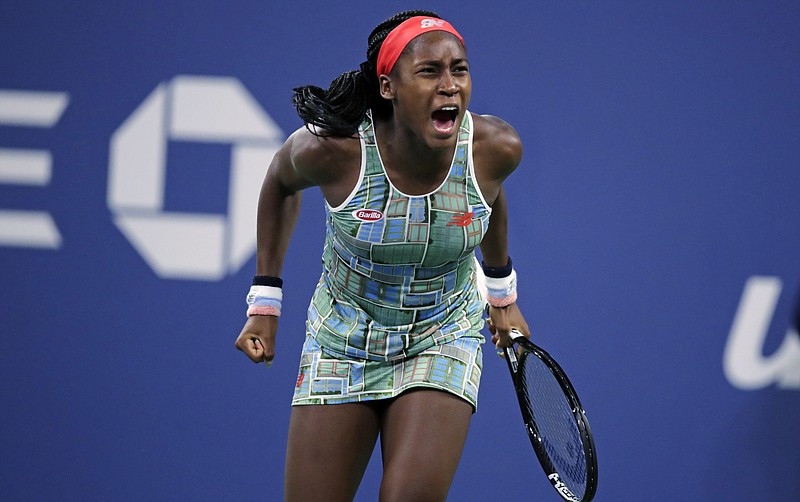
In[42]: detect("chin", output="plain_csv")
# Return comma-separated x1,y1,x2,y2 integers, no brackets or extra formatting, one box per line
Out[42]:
425,133,458,150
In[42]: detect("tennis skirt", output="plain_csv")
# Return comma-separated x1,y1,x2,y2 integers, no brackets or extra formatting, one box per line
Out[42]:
291,334,484,411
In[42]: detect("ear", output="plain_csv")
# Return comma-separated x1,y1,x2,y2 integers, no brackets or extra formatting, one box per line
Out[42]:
378,75,395,100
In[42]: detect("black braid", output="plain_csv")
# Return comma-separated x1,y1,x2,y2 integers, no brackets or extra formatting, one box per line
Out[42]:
292,10,441,137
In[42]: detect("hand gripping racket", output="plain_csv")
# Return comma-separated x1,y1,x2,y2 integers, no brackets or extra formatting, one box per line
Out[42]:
503,329,598,501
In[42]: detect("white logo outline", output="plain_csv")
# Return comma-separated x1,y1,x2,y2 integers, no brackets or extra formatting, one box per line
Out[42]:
723,276,800,390
107,75,283,281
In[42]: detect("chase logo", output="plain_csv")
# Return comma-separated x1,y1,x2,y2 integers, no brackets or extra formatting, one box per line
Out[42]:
108,75,283,281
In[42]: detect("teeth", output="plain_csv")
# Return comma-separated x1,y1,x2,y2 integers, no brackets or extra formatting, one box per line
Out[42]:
441,106,457,111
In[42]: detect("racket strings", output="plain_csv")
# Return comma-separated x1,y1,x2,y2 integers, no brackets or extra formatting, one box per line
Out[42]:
520,352,588,498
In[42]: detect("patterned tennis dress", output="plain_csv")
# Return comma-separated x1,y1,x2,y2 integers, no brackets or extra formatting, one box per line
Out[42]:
292,111,492,410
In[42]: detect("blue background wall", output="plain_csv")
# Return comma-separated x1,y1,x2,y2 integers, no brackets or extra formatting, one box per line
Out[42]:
2,1,799,500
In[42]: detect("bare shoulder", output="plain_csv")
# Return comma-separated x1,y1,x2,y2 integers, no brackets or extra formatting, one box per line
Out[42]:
285,126,361,187
272,126,361,205
471,113,523,180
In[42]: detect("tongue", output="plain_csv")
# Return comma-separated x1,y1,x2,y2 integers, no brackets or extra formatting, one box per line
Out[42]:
432,110,455,132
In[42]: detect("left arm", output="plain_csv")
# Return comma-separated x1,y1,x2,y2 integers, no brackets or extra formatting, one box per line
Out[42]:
473,114,530,347
480,187,530,348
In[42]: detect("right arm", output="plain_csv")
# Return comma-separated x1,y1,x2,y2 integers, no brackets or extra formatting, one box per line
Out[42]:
234,131,310,365
235,127,360,364
254,134,312,278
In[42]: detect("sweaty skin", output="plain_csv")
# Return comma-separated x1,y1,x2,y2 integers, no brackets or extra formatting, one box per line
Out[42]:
234,20,531,502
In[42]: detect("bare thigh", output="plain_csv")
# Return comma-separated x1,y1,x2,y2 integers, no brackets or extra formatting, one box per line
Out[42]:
284,402,381,502
378,389,473,502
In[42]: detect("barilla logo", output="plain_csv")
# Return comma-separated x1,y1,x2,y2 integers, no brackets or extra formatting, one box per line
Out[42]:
421,18,445,29
352,209,383,222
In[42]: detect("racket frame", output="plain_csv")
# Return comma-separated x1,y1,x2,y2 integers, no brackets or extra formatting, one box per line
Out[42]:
503,330,598,502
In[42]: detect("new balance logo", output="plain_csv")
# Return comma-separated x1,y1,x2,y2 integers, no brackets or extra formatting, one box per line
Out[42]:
448,212,473,227
420,19,445,29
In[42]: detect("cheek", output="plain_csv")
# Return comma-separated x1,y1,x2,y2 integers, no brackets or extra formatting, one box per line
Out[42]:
460,85,472,107
395,84,433,109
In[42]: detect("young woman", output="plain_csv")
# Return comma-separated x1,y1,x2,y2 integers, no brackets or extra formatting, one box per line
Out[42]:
235,10,530,501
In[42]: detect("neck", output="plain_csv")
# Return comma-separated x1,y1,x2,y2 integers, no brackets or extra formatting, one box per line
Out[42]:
374,115,456,182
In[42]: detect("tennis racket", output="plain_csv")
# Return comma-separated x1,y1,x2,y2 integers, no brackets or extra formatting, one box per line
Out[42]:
502,329,598,502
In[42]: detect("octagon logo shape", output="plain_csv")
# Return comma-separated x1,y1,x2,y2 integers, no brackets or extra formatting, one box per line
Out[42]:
108,75,283,280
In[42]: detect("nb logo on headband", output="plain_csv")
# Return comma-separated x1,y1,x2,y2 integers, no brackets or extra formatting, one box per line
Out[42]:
420,18,445,29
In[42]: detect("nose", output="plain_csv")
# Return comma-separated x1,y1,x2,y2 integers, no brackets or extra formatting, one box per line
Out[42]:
438,71,459,96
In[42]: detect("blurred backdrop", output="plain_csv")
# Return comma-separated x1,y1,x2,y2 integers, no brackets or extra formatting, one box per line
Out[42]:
1,1,798,500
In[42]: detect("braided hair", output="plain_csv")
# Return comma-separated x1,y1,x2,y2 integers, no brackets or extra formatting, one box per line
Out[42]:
292,10,441,137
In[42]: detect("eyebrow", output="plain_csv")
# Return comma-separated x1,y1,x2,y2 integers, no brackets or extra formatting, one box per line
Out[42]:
415,58,469,67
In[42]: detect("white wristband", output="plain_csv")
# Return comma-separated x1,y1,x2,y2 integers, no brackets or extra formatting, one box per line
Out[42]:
484,269,518,307
246,285,282,317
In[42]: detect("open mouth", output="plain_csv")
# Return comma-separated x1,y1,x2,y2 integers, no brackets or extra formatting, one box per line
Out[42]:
431,106,458,133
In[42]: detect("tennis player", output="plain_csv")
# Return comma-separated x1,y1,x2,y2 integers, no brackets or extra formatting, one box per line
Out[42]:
235,10,530,501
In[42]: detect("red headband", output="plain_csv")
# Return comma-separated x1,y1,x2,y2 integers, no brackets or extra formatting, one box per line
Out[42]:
375,16,465,77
